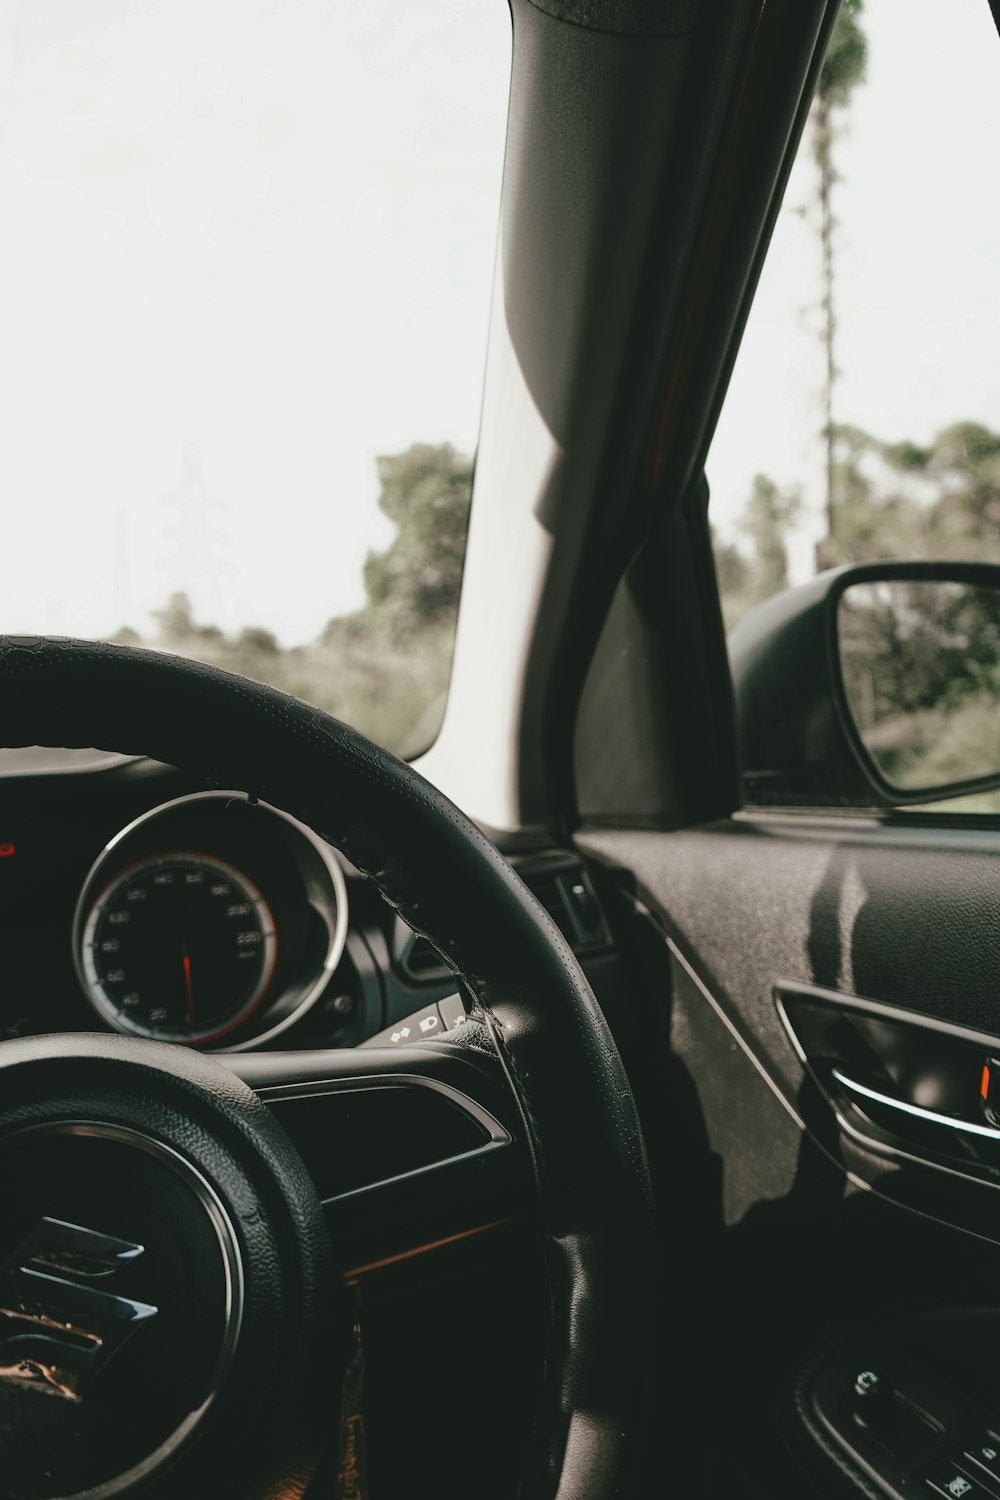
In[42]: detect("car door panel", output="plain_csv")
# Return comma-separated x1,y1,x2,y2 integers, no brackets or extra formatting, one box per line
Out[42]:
578,814,1000,1497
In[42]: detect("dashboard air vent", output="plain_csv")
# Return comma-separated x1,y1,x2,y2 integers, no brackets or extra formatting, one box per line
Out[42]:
518,862,610,954
399,935,453,983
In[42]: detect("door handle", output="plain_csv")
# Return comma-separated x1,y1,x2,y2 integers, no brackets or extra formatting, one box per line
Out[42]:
832,1068,1000,1143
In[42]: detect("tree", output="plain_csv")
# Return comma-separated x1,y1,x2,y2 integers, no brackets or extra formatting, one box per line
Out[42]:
711,527,750,602
816,420,1000,570
816,424,919,568
812,1,867,555
152,590,196,644
741,474,801,597
712,475,801,630
132,443,475,760
109,624,142,646
306,441,475,753
235,625,280,655
151,591,224,646
360,443,473,639
900,422,1000,555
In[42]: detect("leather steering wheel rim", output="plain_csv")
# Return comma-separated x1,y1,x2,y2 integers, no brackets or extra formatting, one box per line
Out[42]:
0,635,657,1499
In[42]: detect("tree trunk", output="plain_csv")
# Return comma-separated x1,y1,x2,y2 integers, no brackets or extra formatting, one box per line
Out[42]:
816,93,836,566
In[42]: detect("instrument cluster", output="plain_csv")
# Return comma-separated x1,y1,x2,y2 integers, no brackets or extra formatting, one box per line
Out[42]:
71,791,349,1051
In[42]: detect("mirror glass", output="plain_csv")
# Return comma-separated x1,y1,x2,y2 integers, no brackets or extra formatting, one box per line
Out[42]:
838,579,1000,793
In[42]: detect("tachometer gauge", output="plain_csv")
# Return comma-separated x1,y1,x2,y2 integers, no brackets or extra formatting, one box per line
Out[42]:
79,853,277,1045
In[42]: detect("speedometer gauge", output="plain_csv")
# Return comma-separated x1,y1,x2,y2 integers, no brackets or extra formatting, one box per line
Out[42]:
79,853,277,1045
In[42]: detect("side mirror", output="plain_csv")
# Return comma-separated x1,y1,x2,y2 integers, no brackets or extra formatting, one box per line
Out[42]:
728,561,1000,809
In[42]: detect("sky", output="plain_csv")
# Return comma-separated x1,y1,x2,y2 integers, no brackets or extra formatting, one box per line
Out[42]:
1,0,998,641
708,0,1000,583
0,0,511,644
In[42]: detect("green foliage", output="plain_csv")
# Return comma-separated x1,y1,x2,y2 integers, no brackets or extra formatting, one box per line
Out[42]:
109,443,474,759
813,2,867,549
818,2,867,114
817,421,1000,569
840,580,1000,724
152,592,224,645
714,8,1000,808
152,591,195,643
717,415,1000,804
360,443,473,640
862,689,1000,793
742,474,801,597
235,626,279,656
713,474,801,629
711,530,750,602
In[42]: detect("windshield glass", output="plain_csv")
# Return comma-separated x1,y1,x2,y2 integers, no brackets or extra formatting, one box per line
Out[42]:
0,1,511,757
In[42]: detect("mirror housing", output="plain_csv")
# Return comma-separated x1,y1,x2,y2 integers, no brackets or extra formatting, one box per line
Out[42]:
729,561,1000,810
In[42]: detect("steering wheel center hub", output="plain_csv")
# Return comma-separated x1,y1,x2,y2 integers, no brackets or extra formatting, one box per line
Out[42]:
0,1034,342,1500
0,1122,242,1499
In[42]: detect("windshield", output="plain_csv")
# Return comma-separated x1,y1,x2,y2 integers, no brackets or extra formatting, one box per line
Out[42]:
0,1,511,758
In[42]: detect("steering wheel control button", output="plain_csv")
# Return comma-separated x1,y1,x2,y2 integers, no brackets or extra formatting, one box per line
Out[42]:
925,1462,991,1497
438,993,469,1031
363,1001,461,1047
963,1435,1000,1485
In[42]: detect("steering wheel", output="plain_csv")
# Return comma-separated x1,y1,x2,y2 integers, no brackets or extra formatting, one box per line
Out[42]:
0,637,655,1500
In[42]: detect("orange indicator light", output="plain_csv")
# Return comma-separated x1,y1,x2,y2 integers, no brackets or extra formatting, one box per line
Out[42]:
982,1063,991,1101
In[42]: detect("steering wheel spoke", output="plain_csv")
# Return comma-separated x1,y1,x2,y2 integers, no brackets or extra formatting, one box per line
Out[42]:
225,1032,530,1284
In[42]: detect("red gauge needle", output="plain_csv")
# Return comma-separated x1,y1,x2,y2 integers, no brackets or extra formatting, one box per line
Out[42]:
183,954,194,1025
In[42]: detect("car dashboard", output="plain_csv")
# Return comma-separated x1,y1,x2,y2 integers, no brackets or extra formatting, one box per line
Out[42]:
0,745,636,1500
0,748,612,1057
0,749,459,1054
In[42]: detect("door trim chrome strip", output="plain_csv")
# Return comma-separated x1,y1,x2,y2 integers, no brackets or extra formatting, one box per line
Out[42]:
831,1068,1000,1143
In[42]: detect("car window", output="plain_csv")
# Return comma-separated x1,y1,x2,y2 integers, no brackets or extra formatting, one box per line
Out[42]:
707,0,1000,811
0,1,511,759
